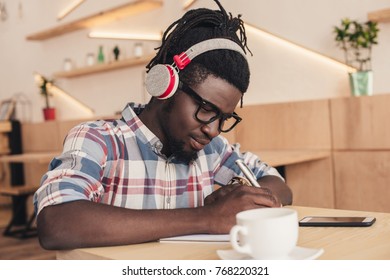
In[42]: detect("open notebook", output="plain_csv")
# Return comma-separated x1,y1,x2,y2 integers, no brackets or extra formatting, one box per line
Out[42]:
159,234,230,243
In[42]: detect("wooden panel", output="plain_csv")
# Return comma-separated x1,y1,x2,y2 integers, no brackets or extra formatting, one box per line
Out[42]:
333,151,390,212
253,149,330,167
0,152,59,164
223,130,236,144
24,163,50,188
286,157,334,208
0,134,10,154
0,121,12,133
368,8,390,23
57,119,92,148
0,121,11,155
235,99,331,151
0,185,38,196
331,94,390,150
22,122,62,152
0,164,11,206
26,0,163,40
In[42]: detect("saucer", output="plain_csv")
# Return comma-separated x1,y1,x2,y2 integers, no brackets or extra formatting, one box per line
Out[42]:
217,246,324,260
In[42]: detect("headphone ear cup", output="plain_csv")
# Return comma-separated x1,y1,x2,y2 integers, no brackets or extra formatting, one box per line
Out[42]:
145,64,179,99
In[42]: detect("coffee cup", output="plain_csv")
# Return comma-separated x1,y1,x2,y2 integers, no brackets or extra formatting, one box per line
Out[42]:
230,207,298,259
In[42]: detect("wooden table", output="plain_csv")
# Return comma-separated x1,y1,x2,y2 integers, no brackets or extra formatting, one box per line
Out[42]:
57,206,390,260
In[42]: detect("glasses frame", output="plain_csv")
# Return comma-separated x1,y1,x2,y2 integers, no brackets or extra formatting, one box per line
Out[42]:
178,81,242,133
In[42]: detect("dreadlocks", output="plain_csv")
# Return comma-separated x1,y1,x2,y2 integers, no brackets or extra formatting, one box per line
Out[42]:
146,0,251,94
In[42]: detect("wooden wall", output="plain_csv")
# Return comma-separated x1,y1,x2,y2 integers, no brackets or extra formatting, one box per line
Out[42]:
234,99,335,208
235,100,332,150
21,119,90,153
4,95,389,212
330,94,390,212
20,119,92,188
0,122,12,206
230,94,390,212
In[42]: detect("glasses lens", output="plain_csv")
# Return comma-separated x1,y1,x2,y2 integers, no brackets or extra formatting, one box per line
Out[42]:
195,104,219,123
220,115,239,132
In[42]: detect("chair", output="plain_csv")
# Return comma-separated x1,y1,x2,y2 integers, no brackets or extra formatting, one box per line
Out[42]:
0,185,37,238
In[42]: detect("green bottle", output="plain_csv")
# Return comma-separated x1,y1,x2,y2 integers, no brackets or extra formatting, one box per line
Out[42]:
97,45,105,63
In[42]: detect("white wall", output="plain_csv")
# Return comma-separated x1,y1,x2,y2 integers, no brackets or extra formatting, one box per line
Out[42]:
0,0,389,122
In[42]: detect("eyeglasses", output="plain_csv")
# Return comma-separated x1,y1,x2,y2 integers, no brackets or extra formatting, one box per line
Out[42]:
178,81,242,133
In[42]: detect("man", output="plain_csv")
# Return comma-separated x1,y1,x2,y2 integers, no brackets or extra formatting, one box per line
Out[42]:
34,0,292,250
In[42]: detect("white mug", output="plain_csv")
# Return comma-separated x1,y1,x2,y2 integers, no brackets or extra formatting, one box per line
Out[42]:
230,208,298,259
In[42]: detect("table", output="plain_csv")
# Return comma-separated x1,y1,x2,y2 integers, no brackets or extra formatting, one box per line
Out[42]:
56,206,390,260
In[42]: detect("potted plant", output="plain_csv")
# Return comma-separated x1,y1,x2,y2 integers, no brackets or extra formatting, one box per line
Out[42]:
34,74,56,120
333,18,379,96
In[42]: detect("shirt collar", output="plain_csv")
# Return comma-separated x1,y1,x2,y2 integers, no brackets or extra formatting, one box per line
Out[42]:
122,103,164,155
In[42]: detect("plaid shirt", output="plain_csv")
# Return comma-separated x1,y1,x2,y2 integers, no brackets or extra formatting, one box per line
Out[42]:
34,103,282,214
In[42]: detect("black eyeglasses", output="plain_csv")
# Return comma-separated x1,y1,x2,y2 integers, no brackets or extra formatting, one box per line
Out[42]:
178,81,242,133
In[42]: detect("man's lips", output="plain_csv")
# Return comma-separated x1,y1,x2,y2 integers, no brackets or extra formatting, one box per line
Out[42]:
190,137,210,151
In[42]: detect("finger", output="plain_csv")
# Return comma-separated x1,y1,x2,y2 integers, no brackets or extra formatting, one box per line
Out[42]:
208,184,241,200
235,186,281,207
204,184,237,204
233,185,272,196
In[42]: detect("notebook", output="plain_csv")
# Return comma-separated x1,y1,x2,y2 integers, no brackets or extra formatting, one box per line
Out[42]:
159,234,230,243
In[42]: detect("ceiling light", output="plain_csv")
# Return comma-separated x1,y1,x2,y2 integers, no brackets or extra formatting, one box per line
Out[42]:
34,72,94,116
183,0,197,10
88,31,161,41
244,23,357,73
57,0,86,21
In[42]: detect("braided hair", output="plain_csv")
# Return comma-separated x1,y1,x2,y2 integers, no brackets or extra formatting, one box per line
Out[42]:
146,0,251,95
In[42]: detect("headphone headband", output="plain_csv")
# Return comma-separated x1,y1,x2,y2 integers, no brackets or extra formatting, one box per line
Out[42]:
173,38,246,70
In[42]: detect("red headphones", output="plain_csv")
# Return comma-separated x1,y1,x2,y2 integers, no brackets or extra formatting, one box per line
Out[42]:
145,38,246,99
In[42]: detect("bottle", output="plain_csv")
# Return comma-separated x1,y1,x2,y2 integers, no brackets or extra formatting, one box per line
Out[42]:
63,58,73,71
86,53,95,66
113,45,120,61
97,46,105,64
134,43,143,58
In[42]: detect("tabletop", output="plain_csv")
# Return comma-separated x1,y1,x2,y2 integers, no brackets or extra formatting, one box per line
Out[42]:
56,206,390,260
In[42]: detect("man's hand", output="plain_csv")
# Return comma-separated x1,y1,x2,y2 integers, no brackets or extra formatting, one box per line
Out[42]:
203,183,281,234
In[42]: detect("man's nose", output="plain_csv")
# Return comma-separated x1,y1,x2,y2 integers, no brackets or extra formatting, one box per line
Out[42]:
201,119,220,139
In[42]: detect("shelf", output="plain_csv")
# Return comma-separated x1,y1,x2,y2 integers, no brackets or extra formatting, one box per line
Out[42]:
54,55,154,78
26,0,163,41
368,8,390,23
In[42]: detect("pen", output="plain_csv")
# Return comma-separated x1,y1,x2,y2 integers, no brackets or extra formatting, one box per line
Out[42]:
235,159,261,188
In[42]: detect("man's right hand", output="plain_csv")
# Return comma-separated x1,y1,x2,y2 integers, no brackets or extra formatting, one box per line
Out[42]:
203,184,281,234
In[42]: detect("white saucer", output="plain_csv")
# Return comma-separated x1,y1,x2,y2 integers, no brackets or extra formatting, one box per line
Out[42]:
217,246,324,260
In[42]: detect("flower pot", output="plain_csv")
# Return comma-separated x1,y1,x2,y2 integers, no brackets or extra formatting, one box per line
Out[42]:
43,107,56,121
349,71,373,97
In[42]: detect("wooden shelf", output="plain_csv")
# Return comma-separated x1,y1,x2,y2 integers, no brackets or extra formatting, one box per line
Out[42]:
26,0,163,41
54,55,153,78
252,150,330,167
368,8,390,23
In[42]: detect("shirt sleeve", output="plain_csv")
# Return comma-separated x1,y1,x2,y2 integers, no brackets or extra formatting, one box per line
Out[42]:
33,122,109,215
212,135,284,186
